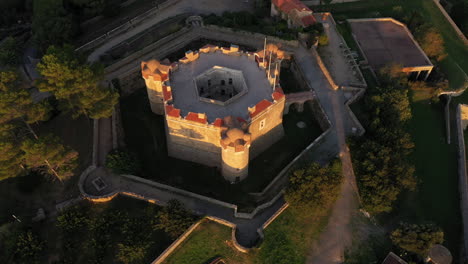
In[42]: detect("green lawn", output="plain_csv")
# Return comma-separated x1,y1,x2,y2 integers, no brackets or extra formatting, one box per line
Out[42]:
163,220,254,264
349,78,462,262
120,88,322,208
163,206,333,264
315,0,468,90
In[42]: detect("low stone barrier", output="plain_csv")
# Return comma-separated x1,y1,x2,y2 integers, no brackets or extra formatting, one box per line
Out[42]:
432,0,468,45
151,220,204,264
456,104,468,262
342,86,366,136
311,47,339,90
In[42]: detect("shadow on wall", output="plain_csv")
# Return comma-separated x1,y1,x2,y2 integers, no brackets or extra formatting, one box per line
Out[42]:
169,127,206,140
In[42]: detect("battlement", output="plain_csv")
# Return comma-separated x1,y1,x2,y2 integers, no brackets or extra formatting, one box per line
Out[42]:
142,44,287,182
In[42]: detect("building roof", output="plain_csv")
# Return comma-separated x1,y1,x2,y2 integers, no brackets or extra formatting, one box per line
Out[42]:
349,18,433,71
382,252,408,264
272,0,309,13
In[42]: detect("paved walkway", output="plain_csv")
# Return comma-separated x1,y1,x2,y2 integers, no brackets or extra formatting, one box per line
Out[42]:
83,167,284,247
88,0,253,62
293,46,360,264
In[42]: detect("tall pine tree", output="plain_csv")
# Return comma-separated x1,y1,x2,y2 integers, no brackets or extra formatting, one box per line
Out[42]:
0,70,78,181
36,45,119,119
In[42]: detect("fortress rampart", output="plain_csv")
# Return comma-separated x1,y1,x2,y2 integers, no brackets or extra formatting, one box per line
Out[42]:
142,44,286,182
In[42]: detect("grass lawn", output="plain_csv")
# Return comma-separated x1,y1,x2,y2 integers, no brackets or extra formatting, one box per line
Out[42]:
163,220,254,264
163,206,333,264
120,88,322,208
349,76,462,262
315,0,468,90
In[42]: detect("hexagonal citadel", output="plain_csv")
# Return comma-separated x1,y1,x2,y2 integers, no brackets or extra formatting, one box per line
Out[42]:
141,44,288,182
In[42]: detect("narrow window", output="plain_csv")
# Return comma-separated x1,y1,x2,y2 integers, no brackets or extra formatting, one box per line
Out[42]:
208,79,211,86
259,119,266,130
229,78,233,84
221,80,225,85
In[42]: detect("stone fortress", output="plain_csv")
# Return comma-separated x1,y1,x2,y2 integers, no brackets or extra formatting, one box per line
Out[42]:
142,44,289,182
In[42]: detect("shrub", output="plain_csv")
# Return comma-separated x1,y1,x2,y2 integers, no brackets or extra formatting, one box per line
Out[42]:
153,199,195,239
285,160,342,211
105,148,141,175
318,34,329,46
0,37,18,66
14,230,44,264
390,222,443,258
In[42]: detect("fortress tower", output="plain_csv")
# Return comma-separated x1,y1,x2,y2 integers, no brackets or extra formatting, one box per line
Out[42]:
141,44,287,182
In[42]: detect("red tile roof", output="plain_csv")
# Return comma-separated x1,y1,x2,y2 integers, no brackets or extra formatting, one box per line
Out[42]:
301,15,316,27
162,86,172,101
272,89,285,101
272,0,310,13
165,105,180,118
213,118,224,127
250,100,273,118
185,112,208,124
237,117,247,123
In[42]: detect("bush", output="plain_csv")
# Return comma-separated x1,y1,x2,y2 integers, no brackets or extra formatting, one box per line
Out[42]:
391,222,443,258
318,34,329,46
0,37,19,66
285,160,342,211
14,230,44,264
105,148,141,175
153,199,195,239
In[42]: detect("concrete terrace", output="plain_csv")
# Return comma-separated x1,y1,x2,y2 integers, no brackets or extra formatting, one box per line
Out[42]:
170,52,273,122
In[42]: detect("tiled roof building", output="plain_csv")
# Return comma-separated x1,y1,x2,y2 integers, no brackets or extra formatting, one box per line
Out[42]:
271,0,316,28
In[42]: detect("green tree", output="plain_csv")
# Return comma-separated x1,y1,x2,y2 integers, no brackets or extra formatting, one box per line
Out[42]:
0,70,78,181
36,45,119,119
391,222,444,257
153,200,195,239
351,70,416,215
22,134,78,181
417,27,446,62
32,0,74,51
0,37,19,66
116,243,148,264
285,160,342,210
14,230,44,264
105,149,141,175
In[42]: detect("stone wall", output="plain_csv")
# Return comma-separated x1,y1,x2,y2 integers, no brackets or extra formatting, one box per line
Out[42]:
432,0,468,45
457,104,468,262
76,0,182,53
166,117,222,166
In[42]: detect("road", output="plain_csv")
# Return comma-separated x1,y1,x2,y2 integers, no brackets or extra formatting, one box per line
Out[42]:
88,0,253,62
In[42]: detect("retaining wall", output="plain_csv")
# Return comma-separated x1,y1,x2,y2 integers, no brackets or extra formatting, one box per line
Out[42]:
432,0,468,45
76,0,182,53
457,104,468,262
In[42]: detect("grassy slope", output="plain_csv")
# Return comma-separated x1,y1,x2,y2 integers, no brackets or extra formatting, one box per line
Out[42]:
163,207,331,264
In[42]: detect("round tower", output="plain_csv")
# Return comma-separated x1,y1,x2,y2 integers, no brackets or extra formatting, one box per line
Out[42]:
220,127,251,183
141,60,171,115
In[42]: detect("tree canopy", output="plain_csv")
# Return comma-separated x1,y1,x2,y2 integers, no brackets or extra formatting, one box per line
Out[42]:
0,70,78,181
153,199,195,239
350,66,416,215
36,45,119,119
32,0,75,51
391,222,444,258
105,148,141,175
285,160,342,211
